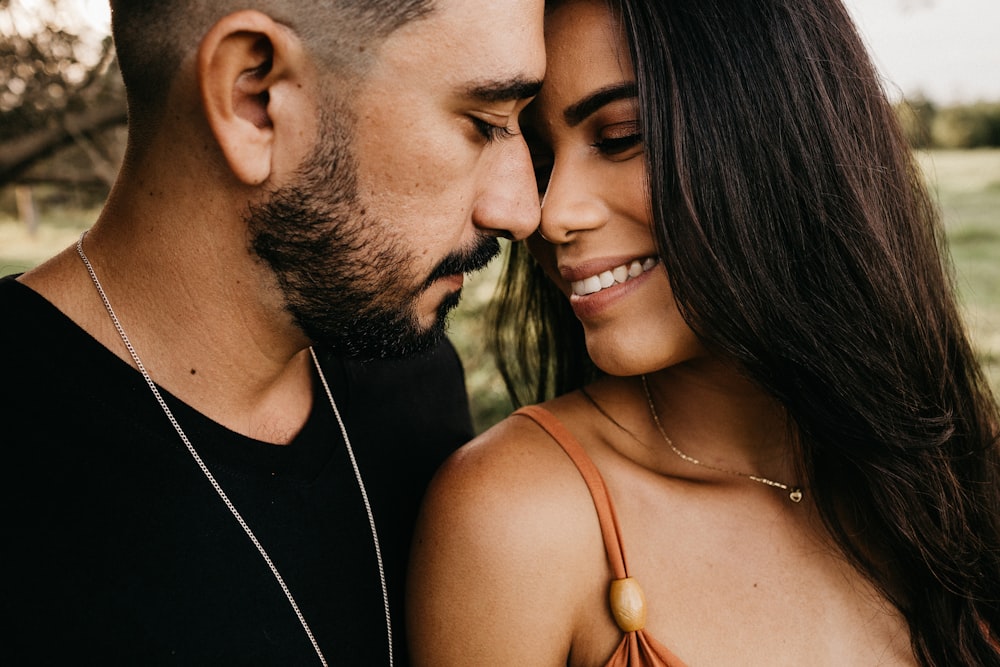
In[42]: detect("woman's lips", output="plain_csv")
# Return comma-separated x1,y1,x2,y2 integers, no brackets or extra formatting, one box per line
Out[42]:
560,255,660,321
569,257,658,296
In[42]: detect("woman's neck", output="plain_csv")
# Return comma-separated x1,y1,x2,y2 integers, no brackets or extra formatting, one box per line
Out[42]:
586,362,798,488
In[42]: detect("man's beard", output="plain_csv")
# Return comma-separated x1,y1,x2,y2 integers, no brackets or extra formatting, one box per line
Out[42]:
246,109,499,360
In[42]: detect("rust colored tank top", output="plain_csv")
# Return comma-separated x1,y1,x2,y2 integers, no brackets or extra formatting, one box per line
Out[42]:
514,405,688,667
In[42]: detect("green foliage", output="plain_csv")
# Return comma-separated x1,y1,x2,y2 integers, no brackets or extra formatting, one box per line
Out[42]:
1,1,126,186
445,251,514,434
932,103,1000,149
896,97,936,149
897,98,1000,149
0,1,120,139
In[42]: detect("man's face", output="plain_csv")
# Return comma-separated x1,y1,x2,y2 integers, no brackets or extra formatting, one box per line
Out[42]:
250,0,545,359
249,102,478,360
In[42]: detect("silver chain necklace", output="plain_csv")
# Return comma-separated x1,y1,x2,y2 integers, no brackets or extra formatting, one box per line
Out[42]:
641,375,803,503
77,231,393,666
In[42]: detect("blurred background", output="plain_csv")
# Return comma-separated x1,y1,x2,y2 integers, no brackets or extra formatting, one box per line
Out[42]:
2,0,998,432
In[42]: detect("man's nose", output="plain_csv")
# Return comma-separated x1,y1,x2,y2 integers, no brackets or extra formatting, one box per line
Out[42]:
471,137,541,241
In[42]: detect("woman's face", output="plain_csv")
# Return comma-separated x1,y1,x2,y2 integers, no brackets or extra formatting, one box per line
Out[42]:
524,0,705,376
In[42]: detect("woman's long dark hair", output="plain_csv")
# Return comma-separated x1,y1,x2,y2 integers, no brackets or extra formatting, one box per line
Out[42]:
490,0,1000,663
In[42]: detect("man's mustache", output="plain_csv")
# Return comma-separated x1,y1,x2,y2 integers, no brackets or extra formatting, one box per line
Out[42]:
425,236,501,286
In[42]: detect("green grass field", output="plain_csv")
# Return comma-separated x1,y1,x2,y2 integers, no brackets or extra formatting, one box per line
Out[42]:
2,148,998,432
915,149,1000,407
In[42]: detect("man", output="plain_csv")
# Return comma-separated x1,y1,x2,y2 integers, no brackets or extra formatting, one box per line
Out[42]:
1,0,544,663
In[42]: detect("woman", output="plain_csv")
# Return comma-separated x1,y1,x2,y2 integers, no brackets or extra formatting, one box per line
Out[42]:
407,0,1000,664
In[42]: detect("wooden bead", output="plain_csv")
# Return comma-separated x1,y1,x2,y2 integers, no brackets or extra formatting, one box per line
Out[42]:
609,577,646,632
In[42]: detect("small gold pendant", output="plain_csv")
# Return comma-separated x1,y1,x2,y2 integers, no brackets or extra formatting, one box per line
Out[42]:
789,488,803,503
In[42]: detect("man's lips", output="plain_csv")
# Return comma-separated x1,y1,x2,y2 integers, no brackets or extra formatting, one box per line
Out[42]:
424,236,501,287
435,274,465,289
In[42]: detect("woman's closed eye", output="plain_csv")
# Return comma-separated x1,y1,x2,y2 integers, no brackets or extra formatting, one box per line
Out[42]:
593,120,642,157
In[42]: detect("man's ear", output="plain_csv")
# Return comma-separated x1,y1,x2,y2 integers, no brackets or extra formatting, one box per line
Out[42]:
197,10,310,186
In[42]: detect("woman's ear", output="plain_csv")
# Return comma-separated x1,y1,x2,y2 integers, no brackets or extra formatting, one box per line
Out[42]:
197,10,311,186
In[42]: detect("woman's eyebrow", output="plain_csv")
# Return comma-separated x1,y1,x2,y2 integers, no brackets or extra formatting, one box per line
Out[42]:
564,82,638,127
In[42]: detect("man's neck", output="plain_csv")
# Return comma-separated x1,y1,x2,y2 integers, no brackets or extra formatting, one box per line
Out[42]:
20,215,317,445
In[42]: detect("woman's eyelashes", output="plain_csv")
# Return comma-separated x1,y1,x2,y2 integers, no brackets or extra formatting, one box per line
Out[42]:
593,120,642,156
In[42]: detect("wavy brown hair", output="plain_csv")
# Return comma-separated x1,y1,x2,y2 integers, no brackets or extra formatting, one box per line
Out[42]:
490,0,1000,663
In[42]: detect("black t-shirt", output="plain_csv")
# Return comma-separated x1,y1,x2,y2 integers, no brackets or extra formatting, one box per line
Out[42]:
0,275,473,665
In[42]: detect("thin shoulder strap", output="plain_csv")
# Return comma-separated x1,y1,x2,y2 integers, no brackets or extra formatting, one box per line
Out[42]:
513,405,631,579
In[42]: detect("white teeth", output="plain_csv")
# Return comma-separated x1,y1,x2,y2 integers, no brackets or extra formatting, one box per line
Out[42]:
571,257,658,296
578,275,602,296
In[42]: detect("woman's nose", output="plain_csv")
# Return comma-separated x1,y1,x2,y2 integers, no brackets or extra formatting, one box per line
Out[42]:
537,160,609,244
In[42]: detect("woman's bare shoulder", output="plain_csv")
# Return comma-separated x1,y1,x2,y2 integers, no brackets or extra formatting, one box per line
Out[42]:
422,400,597,538
408,400,607,666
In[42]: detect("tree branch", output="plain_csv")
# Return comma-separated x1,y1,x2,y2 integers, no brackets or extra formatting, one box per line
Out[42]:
0,100,126,185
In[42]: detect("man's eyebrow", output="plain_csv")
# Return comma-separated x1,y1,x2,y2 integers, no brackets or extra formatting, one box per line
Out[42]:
464,77,544,103
564,82,638,127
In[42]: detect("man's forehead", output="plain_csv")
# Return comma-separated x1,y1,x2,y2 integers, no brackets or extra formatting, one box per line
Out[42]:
348,0,545,112
382,0,545,73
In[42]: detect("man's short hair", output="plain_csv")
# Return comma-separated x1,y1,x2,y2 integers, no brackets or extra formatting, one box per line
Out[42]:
110,0,434,126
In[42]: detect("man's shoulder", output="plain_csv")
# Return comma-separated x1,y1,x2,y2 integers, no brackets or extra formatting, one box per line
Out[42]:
0,273,55,349
0,272,56,320
0,272,115,397
0,272,27,303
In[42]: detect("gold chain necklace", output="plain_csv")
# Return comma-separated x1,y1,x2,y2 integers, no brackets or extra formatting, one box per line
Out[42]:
77,231,394,665
640,375,803,503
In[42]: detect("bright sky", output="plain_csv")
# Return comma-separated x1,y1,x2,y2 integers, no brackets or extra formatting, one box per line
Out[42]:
32,0,1000,105
843,0,1000,104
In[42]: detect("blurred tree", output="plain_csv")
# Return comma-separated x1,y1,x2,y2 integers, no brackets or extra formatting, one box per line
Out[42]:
932,103,1000,149
0,0,125,187
896,96,936,149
